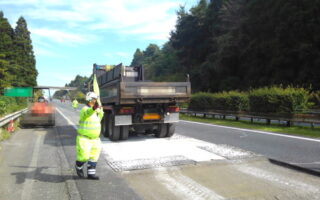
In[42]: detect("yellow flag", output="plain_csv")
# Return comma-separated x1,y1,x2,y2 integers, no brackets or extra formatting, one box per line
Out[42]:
93,74,101,106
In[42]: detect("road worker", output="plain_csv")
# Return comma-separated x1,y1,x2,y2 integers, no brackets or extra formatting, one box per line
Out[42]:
75,92,104,180
72,99,78,110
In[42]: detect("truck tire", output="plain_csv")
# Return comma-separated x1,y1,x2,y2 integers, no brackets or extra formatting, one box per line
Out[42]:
166,123,176,137
120,126,129,140
155,123,167,138
101,115,108,137
108,114,120,141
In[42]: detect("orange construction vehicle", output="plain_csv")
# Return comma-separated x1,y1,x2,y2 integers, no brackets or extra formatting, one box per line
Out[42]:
20,86,76,127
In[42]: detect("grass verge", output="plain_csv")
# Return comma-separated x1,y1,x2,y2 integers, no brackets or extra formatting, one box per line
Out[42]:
180,114,320,138
0,119,20,142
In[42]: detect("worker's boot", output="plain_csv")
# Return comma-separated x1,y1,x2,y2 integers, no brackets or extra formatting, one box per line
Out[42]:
75,161,85,178
87,161,99,180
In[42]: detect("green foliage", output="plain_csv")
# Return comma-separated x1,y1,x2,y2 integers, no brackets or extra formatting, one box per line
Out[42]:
130,48,144,67
189,87,309,113
212,91,249,111
53,75,88,102
13,17,37,86
249,87,309,113
0,11,37,89
188,92,215,110
309,91,320,108
0,96,27,117
189,91,248,111
128,0,320,92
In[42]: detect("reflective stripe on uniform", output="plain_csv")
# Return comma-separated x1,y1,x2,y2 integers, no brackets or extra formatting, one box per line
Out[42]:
88,169,96,174
79,121,100,125
78,126,100,130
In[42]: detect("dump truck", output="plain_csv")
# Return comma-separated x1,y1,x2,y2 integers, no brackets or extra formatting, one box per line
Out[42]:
89,63,191,141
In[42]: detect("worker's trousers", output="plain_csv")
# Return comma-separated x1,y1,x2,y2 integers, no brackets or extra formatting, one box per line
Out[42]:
76,135,101,162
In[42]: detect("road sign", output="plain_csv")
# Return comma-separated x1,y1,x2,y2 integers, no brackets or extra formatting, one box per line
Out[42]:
4,87,33,97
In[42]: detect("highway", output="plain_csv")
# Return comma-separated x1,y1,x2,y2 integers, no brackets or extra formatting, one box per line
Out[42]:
0,100,320,200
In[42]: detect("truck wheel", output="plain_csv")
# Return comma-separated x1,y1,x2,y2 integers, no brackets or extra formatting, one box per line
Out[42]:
120,126,129,140
101,115,108,137
108,114,120,141
166,123,176,137
155,124,167,138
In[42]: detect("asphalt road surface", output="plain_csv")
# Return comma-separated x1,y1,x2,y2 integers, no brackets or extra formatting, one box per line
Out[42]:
0,100,319,200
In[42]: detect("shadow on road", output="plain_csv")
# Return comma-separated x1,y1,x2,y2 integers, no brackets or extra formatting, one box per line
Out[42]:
269,159,320,177
10,165,79,184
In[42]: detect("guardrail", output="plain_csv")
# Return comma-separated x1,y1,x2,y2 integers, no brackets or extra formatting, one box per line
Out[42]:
0,108,28,128
180,109,320,128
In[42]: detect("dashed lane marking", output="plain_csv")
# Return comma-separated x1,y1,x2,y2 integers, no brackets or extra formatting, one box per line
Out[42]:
56,108,77,130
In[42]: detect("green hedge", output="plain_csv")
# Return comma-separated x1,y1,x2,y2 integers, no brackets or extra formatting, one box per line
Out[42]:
309,91,320,108
189,91,248,112
249,87,309,113
188,92,215,110
189,87,309,113
0,96,28,117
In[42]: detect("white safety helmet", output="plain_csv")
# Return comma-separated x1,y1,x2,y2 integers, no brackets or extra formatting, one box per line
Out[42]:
85,92,98,101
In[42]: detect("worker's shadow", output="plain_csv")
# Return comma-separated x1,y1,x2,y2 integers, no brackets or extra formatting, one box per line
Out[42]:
11,166,80,184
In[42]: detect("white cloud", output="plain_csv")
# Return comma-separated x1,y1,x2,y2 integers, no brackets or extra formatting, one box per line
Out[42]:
3,0,194,42
33,46,62,57
30,28,94,45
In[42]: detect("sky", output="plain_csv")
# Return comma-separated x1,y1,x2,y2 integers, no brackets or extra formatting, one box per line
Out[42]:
0,0,198,89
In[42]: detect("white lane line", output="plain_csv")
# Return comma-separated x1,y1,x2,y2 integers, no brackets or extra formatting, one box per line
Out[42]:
155,169,225,200
56,108,77,130
235,165,320,194
180,120,320,143
21,134,42,200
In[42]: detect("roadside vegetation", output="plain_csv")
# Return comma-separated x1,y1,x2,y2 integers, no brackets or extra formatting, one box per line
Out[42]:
0,96,27,118
180,114,320,138
53,75,88,103
0,119,19,142
0,11,37,119
129,0,320,93
188,86,312,113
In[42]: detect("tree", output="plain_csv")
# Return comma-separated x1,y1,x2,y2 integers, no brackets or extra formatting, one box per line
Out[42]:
14,16,37,87
130,48,144,67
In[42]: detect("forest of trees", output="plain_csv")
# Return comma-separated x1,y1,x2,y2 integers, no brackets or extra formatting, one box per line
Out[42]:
53,75,88,101
0,11,37,89
130,0,320,92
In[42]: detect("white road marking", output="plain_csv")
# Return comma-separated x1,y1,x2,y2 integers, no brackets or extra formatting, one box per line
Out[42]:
56,108,77,130
197,144,255,159
21,134,42,200
155,169,225,200
102,136,227,171
180,120,320,143
235,165,320,194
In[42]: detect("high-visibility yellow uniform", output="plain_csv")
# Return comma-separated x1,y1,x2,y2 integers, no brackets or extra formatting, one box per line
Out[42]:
76,106,103,162
72,99,78,109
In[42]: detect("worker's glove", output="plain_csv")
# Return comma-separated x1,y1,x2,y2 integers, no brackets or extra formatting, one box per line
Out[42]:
93,102,100,110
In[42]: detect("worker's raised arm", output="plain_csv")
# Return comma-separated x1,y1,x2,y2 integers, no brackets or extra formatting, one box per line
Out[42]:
79,106,95,120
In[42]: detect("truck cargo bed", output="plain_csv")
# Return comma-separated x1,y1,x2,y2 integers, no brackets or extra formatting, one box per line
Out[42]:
100,80,191,105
